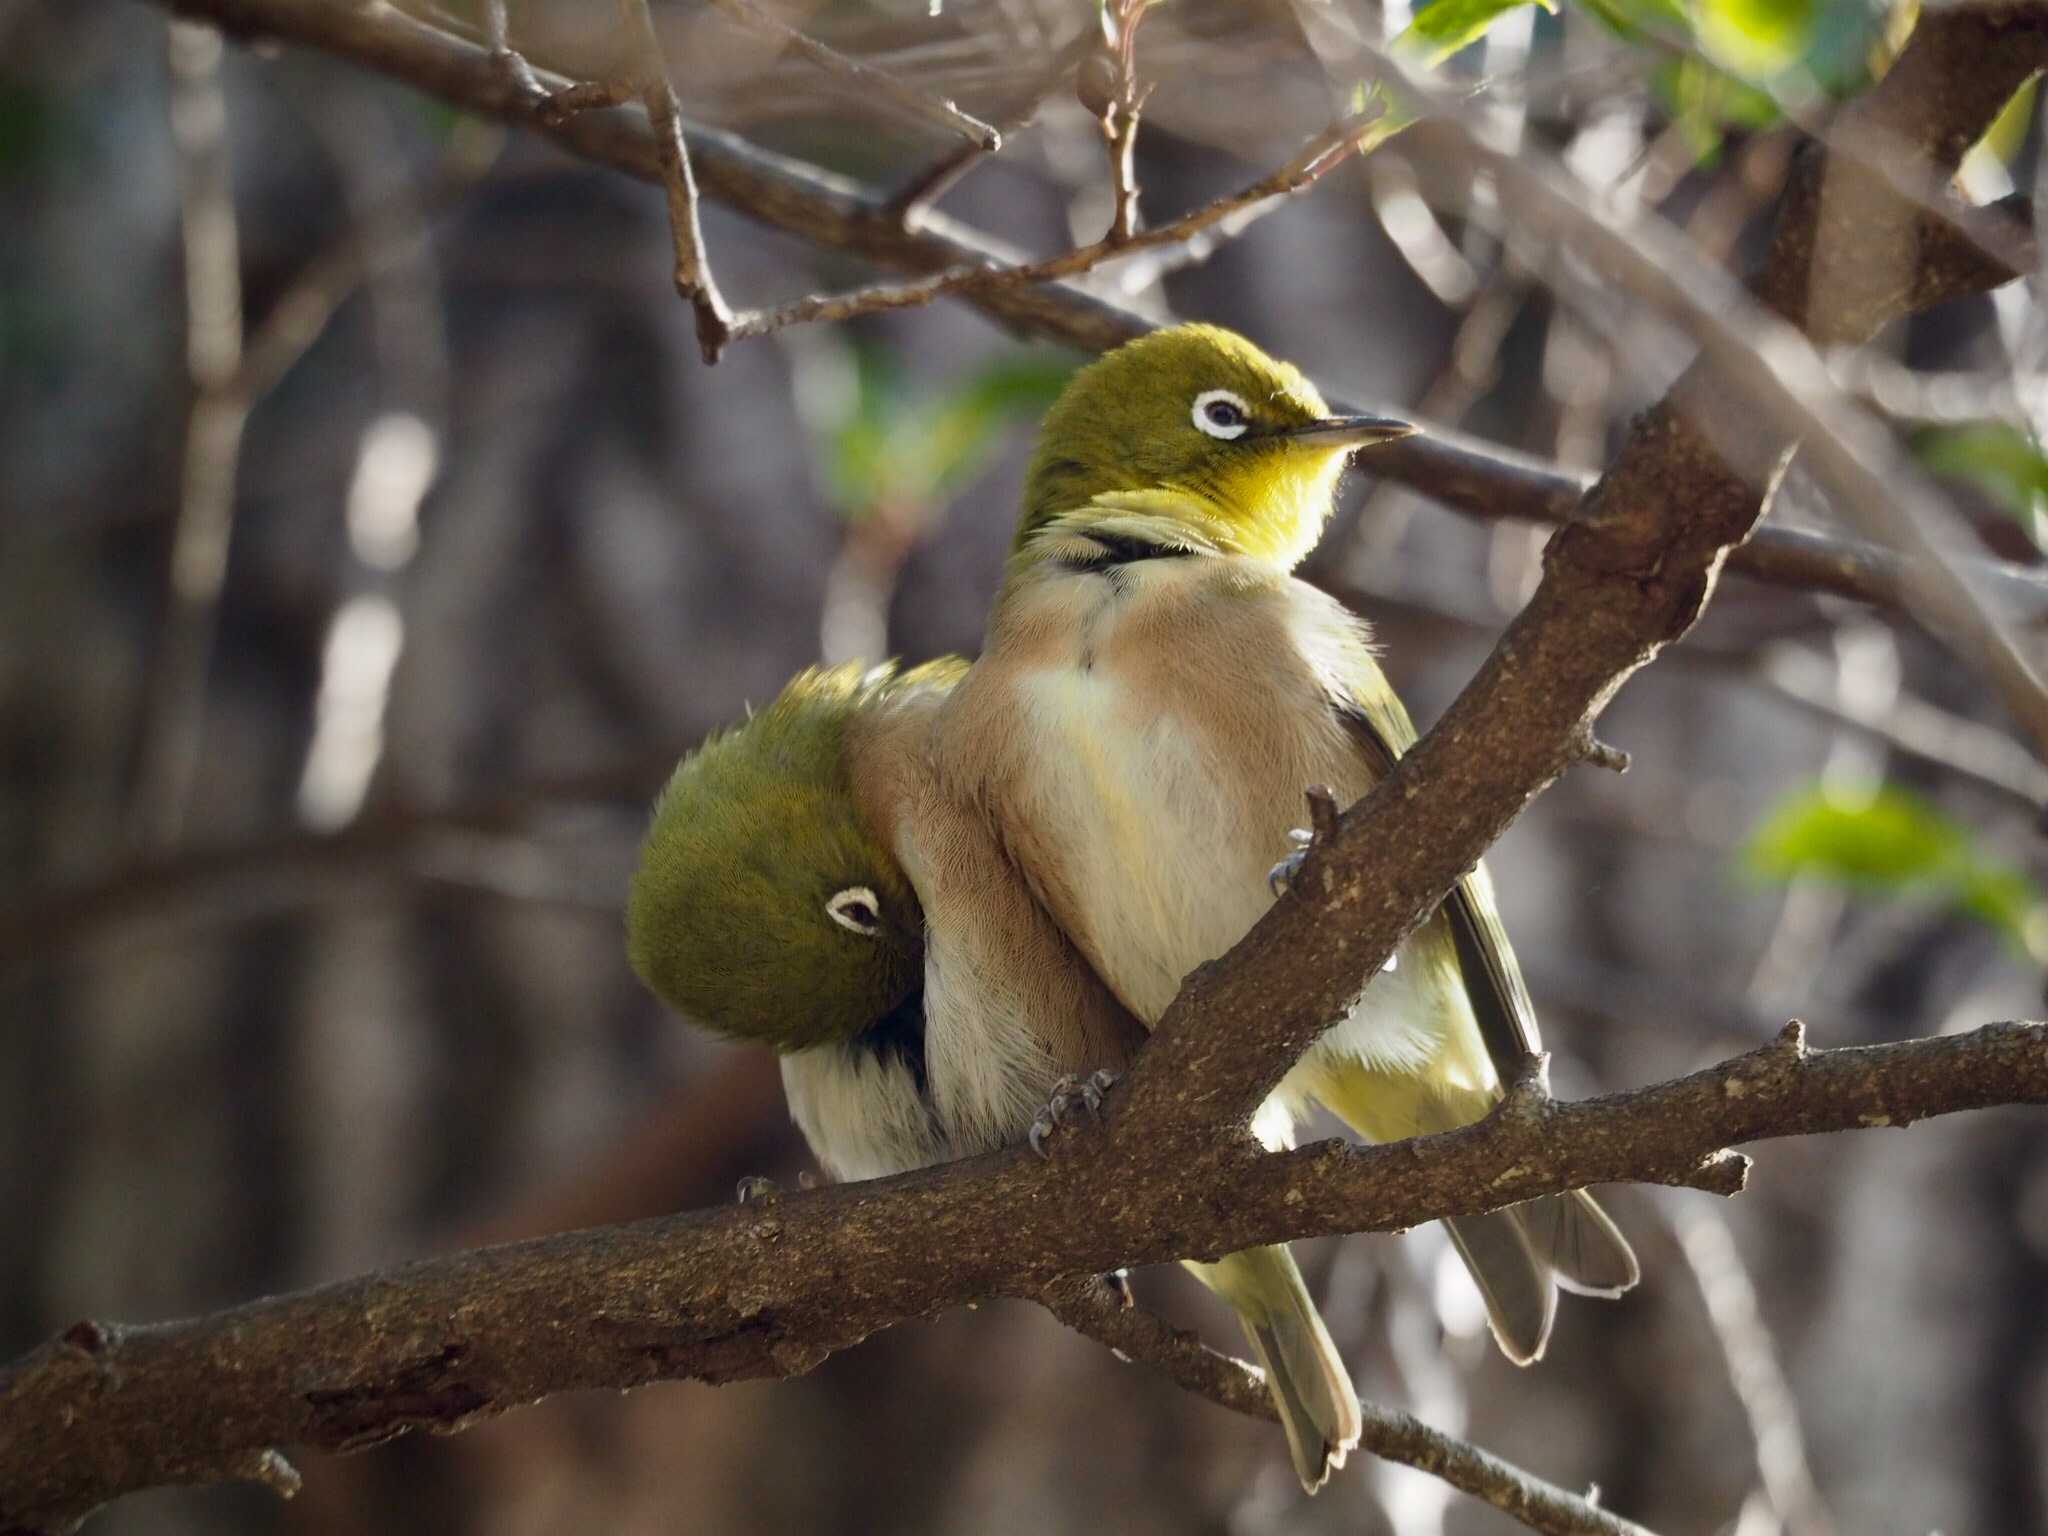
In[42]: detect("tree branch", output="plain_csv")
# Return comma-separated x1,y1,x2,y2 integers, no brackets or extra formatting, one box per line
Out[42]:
150,0,2041,623
1040,1277,1658,1536
616,0,735,363
4,1020,2044,1531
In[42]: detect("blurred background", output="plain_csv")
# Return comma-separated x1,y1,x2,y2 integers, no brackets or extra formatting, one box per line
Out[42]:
5,0,2048,1532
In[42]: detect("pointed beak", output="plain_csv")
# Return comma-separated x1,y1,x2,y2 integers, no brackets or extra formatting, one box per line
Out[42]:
1282,413,1418,449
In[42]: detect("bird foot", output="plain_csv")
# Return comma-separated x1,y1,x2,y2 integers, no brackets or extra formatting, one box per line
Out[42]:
1028,1069,1120,1157
1267,826,1315,896
735,1175,782,1204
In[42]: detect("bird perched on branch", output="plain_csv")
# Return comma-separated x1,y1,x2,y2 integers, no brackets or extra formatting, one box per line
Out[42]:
626,660,1362,1491
932,323,1639,1365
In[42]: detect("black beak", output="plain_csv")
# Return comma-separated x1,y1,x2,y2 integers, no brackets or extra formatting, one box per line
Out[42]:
1282,413,1418,449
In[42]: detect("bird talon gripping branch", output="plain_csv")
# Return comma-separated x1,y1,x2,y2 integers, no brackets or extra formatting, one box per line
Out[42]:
1029,1069,1121,1157
1267,828,1315,897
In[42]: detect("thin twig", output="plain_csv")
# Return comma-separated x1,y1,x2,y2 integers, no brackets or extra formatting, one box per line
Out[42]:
883,36,1090,231
1041,1276,1659,1536
703,0,999,150
1672,1208,1838,1536
618,0,735,362
724,108,1390,341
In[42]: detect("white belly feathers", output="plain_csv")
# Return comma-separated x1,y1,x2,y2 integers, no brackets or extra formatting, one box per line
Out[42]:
1004,565,1452,1086
1016,665,1269,1023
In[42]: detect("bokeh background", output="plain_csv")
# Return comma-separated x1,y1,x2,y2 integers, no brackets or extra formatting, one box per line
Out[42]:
6,1,2048,1532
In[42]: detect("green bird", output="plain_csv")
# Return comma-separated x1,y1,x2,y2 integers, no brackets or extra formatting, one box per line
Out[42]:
628,660,1364,1491
933,323,1639,1365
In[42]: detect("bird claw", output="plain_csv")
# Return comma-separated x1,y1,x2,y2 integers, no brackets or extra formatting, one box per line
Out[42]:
1028,1069,1121,1157
735,1176,782,1204
1267,826,1315,896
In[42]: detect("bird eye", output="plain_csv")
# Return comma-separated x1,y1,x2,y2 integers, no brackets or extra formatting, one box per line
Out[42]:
826,886,884,937
1192,389,1251,440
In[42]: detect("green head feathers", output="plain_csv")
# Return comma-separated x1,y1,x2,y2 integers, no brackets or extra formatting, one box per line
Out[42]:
1016,324,1412,569
628,660,960,1053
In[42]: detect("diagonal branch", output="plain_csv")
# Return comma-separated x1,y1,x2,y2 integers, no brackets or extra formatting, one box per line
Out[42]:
1120,3,2048,1136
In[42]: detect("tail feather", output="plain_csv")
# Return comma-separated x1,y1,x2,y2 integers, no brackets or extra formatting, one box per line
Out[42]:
1519,1190,1640,1298
1188,1245,1360,1492
1443,1210,1555,1366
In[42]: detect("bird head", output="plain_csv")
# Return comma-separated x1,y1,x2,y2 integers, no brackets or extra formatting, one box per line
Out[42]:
627,663,937,1053
1016,323,1413,570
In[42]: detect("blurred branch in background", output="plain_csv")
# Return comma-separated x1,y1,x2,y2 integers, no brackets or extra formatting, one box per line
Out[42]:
129,20,246,852
1671,1207,1835,1536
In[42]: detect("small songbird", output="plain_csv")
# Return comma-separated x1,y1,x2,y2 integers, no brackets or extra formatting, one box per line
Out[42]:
933,324,1639,1364
627,660,1364,1490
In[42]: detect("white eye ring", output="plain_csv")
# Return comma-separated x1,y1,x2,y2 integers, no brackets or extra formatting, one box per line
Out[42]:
826,886,884,937
1192,389,1251,440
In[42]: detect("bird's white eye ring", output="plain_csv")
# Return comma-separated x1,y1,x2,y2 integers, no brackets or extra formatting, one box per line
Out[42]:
1192,389,1251,440
827,886,884,936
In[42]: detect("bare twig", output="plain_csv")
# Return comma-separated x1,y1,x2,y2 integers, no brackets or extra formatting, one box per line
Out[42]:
1041,1277,1658,1536
722,108,1389,341
618,0,735,362
702,0,999,150
1085,0,1157,244
5,1020,2045,1530
884,36,1091,230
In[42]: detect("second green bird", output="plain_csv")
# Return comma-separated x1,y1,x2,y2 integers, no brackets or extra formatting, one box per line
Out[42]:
628,660,1363,1491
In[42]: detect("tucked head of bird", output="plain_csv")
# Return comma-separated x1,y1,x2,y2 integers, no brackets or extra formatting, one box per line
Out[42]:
627,663,927,1053
1016,323,1413,570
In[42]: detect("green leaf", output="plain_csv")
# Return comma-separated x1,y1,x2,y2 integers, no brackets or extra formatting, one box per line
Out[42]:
1692,0,1816,78
1397,0,1555,65
1912,422,2048,533
1744,782,2048,960
1746,782,1966,885
818,350,1077,520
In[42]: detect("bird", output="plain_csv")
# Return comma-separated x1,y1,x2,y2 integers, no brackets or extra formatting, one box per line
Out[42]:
626,659,1364,1491
930,322,1639,1366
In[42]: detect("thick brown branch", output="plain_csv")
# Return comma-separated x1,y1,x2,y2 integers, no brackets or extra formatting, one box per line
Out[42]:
3,1021,2044,1530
